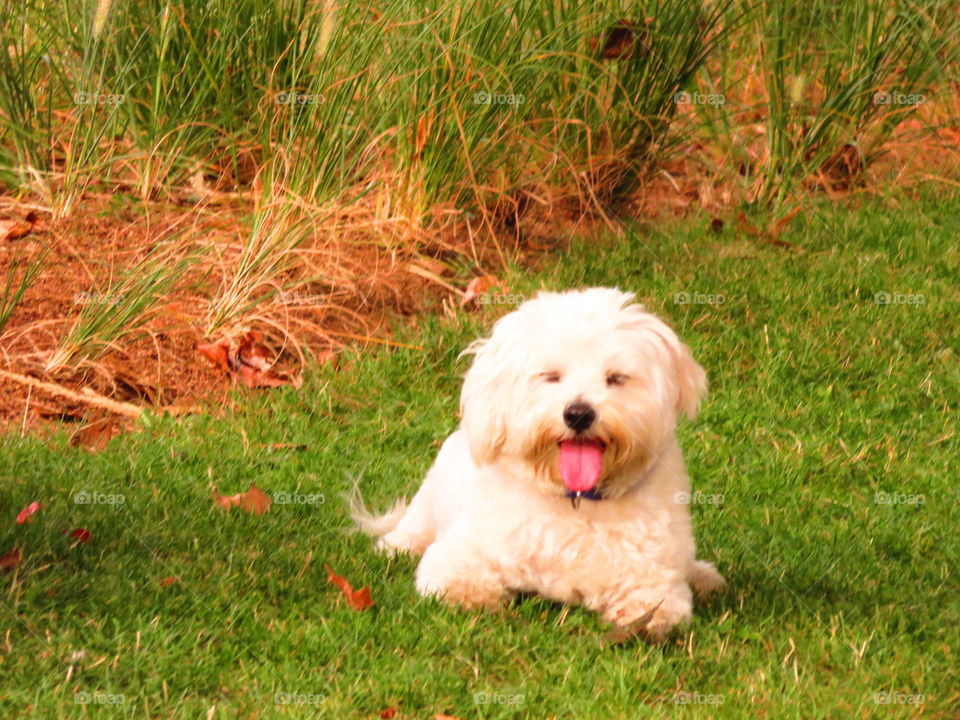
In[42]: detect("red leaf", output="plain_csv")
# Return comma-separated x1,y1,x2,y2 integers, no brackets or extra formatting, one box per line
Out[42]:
238,363,291,389
16,501,40,524
379,709,397,719
200,334,296,388
324,563,374,611
0,218,33,241
236,331,273,371
159,576,179,587
0,548,21,571
212,483,272,515
461,275,507,306
198,341,233,373
69,528,91,543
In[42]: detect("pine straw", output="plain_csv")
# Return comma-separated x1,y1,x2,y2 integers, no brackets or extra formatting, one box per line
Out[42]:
0,93,958,429
0,177,605,428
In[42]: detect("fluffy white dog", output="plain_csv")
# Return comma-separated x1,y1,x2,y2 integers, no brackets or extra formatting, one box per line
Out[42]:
353,287,724,639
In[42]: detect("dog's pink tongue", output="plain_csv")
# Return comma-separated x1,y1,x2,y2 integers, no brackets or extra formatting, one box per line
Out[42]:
559,440,604,492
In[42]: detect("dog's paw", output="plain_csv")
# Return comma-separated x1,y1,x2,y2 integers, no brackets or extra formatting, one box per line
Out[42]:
604,602,681,644
689,560,725,596
417,572,510,611
437,578,509,611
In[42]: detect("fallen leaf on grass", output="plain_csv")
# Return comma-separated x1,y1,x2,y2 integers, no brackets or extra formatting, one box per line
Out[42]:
461,275,507,306
767,205,801,243
159,576,180,587
0,548,21,570
324,563,374,611
212,483,272,515
736,210,797,249
66,528,91,544
16,501,40,524
267,443,308,452
434,715,464,720
379,708,397,719
70,417,122,452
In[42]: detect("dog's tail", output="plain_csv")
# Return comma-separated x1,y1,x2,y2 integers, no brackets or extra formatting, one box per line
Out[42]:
347,490,408,538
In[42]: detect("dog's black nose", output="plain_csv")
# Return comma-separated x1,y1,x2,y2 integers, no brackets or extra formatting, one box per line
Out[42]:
563,402,596,432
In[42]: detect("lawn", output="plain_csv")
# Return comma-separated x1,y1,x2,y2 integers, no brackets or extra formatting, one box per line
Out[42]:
1,190,958,719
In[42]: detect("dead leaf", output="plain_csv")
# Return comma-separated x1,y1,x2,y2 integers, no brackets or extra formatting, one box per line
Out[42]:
735,211,761,238
159,576,179,587
434,715,463,720
461,275,507,306
0,548,21,571
16,501,40,525
70,417,121,452
603,601,663,646
198,342,233,373
67,528,91,543
379,709,397,719
0,218,33,241
238,363,291,389
212,483,272,515
590,18,651,61
201,333,297,388
414,112,432,161
236,331,273,371
324,563,374,611
768,205,801,242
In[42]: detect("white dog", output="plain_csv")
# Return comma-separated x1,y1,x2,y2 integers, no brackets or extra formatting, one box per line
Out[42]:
352,288,724,639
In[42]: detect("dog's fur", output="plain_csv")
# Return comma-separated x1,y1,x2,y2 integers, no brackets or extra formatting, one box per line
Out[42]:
352,288,723,639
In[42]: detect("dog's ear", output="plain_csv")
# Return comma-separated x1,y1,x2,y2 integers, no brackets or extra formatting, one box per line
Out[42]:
622,303,707,420
459,337,512,464
664,331,707,419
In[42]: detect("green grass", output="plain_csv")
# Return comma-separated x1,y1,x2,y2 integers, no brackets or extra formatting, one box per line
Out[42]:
1,190,958,718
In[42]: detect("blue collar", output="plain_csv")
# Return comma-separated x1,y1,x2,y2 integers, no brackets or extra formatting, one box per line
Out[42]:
566,487,603,504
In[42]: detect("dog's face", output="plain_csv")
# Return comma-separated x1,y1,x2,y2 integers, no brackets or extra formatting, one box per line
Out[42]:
460,288,706,499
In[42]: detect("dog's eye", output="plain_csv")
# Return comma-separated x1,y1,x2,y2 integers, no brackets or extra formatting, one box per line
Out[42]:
606,372,629,387
541,371,562,383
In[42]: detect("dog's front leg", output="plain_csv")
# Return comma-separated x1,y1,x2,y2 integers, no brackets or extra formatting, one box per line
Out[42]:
414,530,511,611
600,580,693,642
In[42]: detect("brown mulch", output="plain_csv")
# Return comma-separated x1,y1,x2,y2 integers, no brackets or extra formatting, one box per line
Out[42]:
0,189,594,437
